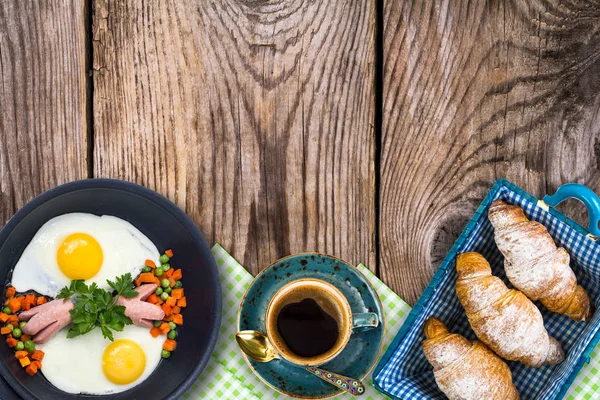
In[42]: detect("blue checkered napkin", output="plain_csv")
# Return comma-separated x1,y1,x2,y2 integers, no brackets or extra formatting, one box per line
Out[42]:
374,181,600,400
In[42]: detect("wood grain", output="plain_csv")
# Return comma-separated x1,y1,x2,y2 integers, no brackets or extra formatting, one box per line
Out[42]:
0,0,88,226
92,0,377,275
381,0,600,304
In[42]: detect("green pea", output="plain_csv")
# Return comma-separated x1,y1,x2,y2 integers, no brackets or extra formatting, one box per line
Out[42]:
174,280,183,288
24,340,35,353
155,267,164,277
159,254,170,264
161,350,171,359
141,266,151,273
3,307,11,314
19,321,26,329
160,292,169,301
161,263,170,271
164,287,172,294
168,322,177,330
155,287,163,296
11,328,22,338
15,341,24,351
167,330,177,340
161,279,170,288
153,320,162,328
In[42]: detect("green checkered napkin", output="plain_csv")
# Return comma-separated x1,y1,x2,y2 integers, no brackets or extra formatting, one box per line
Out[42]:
182,244,411,399
565,349,600,400
182,244,600,399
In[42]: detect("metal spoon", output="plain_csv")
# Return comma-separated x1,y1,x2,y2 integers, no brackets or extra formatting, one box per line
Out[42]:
236,330,365,396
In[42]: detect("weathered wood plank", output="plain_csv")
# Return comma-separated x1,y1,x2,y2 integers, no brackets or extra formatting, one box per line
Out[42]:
381,0,600,304
0,0,88,225
92,0,377,275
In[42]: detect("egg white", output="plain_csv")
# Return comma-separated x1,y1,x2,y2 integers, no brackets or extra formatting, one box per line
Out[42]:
37,325,164,395
11,213,160,297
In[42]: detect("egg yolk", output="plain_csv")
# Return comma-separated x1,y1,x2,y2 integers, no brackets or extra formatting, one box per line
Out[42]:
102,339,146,385
56,233,103,280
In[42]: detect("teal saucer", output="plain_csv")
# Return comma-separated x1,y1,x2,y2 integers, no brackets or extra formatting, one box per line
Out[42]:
237,254,385,399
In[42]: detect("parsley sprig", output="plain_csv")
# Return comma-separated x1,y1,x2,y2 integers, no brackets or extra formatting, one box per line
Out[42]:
57,273,139,341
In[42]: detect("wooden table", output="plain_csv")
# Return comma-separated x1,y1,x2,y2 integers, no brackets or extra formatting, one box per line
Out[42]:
1,1,599,305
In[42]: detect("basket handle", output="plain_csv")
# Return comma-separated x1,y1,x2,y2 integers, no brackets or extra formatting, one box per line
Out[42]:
543,183,600,237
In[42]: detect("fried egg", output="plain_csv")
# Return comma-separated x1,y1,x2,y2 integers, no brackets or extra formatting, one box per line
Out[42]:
11,213,160,297
37,325,164,394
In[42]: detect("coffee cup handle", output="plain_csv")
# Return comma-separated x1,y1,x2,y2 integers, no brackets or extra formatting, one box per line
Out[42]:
352,313,379,332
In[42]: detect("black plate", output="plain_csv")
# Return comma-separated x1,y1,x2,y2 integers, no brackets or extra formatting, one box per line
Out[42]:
0,179,222,400
0,374,19,399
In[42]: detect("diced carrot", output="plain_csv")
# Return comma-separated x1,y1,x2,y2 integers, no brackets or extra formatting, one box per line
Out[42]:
19,356,30,368
177,297,187,308
25,363,38,376
15,351,28,359
135,272,160,286
0,313,8,323
168,277,176,288
165,297,176,307
164,314,174,322
31,360,42,369
172,314,183,326
7,315,19,326
171,306,181,314
150,327,161,338
147,294,160,304
165,249,174,257
5,287,15,299
31,350,44,361
21,294,37,310
164,269,173,279
25,294,35,307
145,259,156,268
171,289,184,300
138,273,159,285
171,269,182,281
36,297,47,305
1,326,13,335
161,304,172,316
155,298,164,306
163,339,176,351
159,323,171,335
21,334,30,342
7,298,21,314
5,337,16,348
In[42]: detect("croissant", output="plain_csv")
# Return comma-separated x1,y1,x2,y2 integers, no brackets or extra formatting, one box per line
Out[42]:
456,252,565,367
488,200,593,321
422,317,519,400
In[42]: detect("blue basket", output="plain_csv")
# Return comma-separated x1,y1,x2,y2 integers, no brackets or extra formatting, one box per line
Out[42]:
373,179,600,400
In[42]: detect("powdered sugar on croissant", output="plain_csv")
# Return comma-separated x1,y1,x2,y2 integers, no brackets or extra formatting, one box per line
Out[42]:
456,252,565,367
488,200,593,321
422,317,520,400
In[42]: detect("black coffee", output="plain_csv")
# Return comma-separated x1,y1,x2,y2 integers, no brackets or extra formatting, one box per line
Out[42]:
276,298,339,358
